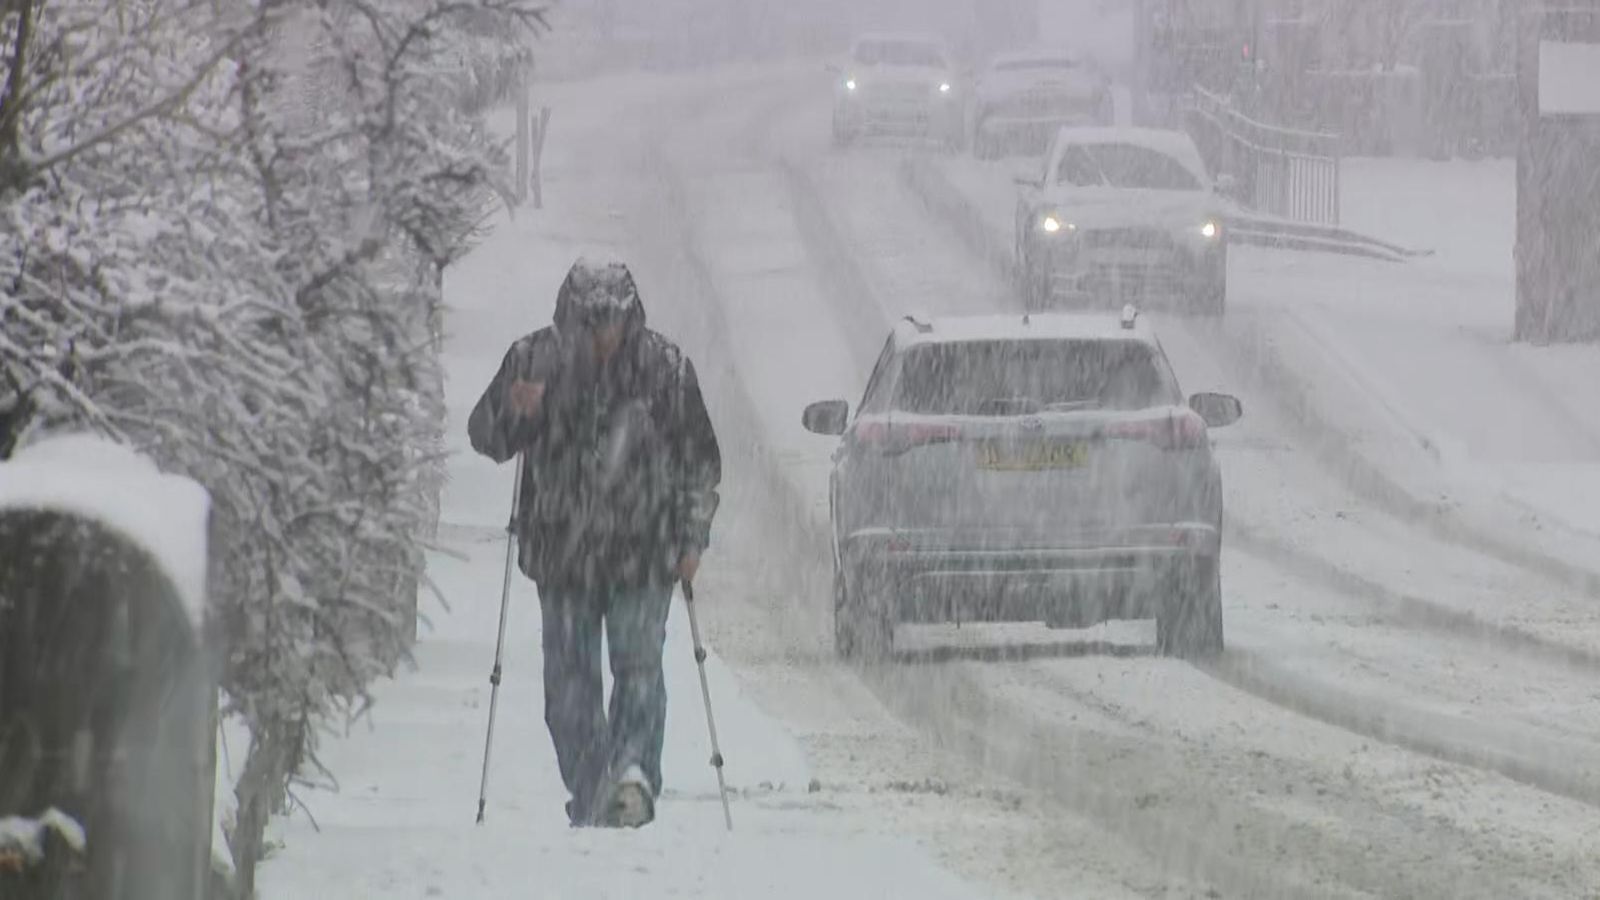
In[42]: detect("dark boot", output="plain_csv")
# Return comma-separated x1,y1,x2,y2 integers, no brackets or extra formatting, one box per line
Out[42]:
596,765,654,828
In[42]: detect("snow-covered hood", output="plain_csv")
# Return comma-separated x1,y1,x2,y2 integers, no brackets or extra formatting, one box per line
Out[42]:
1038,187,1221,231
977,68,1103,104
553,255,646,338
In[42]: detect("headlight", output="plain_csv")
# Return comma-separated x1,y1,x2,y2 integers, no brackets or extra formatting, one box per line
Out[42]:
938,82,952,94
845,78,857,92
1041,215,1074,234
1199,221,1219,239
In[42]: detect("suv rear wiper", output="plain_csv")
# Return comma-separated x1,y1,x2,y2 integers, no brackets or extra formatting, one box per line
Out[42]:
1043,400,1102,413
975,397,1042,416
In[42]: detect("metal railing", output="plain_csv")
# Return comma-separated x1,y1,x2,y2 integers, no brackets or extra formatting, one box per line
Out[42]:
1186,86,1343,226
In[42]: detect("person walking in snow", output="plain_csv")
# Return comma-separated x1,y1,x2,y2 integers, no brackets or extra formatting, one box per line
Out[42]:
468,257,722,828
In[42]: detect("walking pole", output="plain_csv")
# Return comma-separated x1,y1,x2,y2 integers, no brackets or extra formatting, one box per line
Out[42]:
682,579,733,831
477,451,525,824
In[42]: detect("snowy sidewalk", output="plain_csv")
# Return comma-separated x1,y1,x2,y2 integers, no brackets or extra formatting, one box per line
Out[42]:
254,75,997,900
256,537,984,899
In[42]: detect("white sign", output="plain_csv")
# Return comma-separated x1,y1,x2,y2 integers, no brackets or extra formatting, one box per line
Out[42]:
1540,41,1600,116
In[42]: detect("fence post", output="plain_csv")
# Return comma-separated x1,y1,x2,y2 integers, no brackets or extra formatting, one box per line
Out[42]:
531,106,551,211
1334,147,1343,226
0,440,217,900
515,80,531,206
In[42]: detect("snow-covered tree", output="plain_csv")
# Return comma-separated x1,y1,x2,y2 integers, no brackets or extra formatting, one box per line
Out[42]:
1,0,543,893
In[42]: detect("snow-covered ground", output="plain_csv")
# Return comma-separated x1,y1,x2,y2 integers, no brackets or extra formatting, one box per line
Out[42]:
261,65,1600,899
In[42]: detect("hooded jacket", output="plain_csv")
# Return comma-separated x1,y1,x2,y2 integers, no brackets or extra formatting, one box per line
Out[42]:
467,258,721,589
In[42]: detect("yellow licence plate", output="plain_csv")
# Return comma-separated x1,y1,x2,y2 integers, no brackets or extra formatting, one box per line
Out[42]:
978,441,1088,471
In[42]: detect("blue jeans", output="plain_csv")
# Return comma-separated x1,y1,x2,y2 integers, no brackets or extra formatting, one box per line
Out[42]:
539,580,672,823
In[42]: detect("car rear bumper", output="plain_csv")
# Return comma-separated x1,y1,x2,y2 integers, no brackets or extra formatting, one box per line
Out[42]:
842,524,1220,626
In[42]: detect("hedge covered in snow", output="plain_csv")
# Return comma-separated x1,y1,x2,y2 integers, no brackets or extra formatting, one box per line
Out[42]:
0,1,544,893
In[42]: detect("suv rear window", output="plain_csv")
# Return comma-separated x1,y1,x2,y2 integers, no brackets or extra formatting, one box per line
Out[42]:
895,340,1174,415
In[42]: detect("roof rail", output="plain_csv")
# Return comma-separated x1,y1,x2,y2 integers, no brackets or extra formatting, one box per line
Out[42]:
1120,304,1139,330
902,313,933,333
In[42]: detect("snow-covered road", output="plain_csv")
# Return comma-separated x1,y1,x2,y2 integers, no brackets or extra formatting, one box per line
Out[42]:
264,65,1600,899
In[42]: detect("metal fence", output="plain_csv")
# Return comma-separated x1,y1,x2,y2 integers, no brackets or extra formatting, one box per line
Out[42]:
1186,86,1343,226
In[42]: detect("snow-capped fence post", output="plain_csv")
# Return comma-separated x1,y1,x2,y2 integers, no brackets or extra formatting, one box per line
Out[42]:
0,436,219,900
515,78,531,204
510,59,550,210
531,106,552,210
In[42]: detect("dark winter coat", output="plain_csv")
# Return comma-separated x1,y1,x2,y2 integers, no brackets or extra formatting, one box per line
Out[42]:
468,259,721,589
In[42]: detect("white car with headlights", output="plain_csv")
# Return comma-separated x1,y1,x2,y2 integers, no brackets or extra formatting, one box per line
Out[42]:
971,49,1114,159
1014,128,1230,315
830,33,965,149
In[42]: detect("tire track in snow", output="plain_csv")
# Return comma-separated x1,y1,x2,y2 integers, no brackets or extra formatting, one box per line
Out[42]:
1197,645,1600,808
1011,654,1600,899
1227,523,1600,673
1201,304,1600,601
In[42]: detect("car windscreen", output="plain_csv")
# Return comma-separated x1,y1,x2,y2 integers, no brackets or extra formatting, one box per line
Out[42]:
1055,143,1202,191
993,59,1079,72
895,340,1174,415
855,41,947,68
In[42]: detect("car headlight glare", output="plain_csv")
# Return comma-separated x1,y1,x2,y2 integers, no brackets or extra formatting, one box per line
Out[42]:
845,78,857,91
1200,221,1219,239
1042,215,1074,234
938,82,952,94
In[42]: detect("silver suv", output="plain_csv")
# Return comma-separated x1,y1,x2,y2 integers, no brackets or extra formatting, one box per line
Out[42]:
802,309,1242,660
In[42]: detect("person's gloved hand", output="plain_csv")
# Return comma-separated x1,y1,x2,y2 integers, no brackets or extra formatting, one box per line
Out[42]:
507,380,545,418
678,551,700,584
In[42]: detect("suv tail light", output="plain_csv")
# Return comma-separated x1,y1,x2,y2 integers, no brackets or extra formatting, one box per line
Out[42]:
1103,411,1207,451
853,419,963,456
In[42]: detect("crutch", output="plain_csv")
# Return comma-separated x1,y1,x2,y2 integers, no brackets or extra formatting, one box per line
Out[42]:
476,451,524,824
682,579,732,831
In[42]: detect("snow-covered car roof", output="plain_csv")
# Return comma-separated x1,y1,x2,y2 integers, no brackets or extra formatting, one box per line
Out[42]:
896,312,1157,347
987,48,1082,69
0,434,211,628
853,32,949,49
1051,127,1211,183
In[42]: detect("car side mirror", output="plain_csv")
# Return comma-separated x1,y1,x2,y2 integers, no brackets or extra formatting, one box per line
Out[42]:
1214,173,1239,194
802,400,850,436
1189,392,1243,428
1011,162,1043,188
